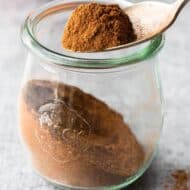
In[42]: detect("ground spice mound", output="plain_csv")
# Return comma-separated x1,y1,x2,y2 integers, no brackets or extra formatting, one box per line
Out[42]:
19,80,144,187
62,3,136,52
164,170,190,190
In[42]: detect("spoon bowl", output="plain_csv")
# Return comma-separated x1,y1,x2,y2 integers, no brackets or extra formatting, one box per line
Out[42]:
106,0,188,51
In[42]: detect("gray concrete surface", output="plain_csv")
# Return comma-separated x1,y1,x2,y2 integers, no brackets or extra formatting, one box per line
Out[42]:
0,0,190,189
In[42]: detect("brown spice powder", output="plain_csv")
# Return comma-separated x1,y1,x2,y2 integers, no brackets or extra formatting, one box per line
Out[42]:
19,80,144,187
62,3,136,52
164,170,190,190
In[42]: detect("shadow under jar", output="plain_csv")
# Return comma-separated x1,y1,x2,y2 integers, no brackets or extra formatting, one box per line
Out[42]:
19,0,165,189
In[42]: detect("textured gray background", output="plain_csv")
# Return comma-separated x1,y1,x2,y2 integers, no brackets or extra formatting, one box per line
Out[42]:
0,0,190,189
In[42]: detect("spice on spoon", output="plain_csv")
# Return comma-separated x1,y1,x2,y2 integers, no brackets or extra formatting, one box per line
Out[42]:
62,3,136,52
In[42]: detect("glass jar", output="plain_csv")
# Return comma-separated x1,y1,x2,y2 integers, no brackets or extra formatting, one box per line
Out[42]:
19,0,164,189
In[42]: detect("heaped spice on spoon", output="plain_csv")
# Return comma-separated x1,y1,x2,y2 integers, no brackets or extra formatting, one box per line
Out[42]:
62,3,136,52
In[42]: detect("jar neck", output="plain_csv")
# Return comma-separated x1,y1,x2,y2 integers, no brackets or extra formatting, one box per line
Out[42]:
21,0,165,69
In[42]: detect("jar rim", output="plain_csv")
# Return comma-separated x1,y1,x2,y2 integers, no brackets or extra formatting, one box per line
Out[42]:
21,0,165,69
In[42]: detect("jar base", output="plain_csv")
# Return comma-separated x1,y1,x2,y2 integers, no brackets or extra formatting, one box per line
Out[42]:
32,152,157,190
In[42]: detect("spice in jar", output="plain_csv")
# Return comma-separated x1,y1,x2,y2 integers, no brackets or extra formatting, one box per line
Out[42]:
62,3,136,52
19,80,144,187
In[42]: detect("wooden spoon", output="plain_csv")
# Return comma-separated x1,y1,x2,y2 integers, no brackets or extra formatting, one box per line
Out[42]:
107,0,189,51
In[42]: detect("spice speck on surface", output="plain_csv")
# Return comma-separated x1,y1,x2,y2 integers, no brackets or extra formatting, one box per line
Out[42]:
164,170,190,190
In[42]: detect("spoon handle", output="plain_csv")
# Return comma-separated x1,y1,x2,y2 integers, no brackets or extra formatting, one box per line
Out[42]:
174,0,189,11
172,0,189,20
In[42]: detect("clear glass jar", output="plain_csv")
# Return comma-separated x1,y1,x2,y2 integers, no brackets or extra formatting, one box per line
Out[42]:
19,0,164,189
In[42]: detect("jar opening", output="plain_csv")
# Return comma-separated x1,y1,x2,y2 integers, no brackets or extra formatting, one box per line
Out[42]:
21,0,164,69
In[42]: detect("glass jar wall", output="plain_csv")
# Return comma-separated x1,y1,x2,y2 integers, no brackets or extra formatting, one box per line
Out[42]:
19,0,164,189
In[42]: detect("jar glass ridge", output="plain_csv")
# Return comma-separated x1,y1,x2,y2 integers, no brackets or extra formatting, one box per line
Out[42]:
19,0,165,189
